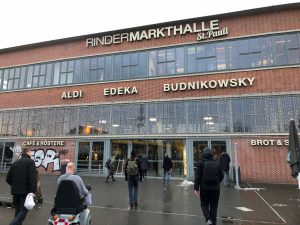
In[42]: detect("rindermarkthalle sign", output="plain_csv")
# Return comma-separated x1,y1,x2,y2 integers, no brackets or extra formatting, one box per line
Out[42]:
86,19,228,47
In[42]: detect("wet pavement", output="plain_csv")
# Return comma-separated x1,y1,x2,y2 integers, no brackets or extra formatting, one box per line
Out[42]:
0,173,300,225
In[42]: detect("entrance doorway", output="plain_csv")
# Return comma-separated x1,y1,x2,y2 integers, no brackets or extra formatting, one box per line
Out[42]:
77,141,104,175
111,139,187,178
0,142,15,172
193,139,229,170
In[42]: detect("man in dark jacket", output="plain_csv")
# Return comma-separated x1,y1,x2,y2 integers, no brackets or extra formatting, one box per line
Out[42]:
219,151,231,187
194,147,224,225
125,151,142,210
162,153,173,185
6,148,37,225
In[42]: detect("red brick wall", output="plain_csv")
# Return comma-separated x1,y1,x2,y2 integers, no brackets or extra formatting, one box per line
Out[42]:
231,137,297,184
1,67,299,110
0,7,299,67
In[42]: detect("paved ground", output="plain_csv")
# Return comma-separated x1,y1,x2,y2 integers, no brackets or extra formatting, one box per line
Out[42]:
0,173,299,225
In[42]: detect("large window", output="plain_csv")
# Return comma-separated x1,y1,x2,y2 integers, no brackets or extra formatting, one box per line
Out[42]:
1,32,299,92
0,95,299,137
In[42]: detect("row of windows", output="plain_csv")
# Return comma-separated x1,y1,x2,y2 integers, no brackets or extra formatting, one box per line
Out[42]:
0,32,300,92
0,95,299,137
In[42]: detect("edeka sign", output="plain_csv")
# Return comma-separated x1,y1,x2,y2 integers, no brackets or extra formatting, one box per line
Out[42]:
163,77,255,92
86,19,229,47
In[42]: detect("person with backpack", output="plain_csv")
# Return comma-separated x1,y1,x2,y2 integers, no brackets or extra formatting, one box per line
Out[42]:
105,155,116,183
124,151,142,210
194,147,224,225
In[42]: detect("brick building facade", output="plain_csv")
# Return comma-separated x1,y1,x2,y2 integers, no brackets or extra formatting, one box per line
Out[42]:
0,3,299,183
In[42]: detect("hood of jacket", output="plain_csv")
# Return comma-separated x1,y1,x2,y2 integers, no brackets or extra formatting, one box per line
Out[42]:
202,147,213,160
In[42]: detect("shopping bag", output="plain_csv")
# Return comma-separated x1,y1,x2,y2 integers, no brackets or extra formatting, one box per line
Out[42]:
24,193,35,210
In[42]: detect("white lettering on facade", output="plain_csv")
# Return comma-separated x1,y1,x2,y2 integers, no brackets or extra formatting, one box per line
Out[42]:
61,90,83,99
250,139,289,146
86,19,229,47
103,86,138,96
163,77,255,92
23,140,65,146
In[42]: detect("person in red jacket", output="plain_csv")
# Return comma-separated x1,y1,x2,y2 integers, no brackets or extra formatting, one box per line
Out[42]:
6,148,37,225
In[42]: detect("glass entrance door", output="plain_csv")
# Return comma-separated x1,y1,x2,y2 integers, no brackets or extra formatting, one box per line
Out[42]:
192,139,228,170
193,140,209,170
91,142,104,174
0,142,15,171
77,141,104,175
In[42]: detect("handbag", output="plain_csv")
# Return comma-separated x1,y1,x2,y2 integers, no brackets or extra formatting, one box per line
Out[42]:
24,193,35,210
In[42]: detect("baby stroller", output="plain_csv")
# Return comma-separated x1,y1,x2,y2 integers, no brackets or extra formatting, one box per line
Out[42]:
48,180,91,225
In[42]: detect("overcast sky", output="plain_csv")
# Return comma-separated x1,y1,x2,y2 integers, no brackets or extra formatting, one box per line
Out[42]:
0,0,298,49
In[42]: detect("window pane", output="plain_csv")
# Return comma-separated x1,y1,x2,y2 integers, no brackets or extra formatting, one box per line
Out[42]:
261,36,273,66
176,47,184,74
39,76,45,87
53,63,60,85
138,52,147,77
131,53,138,65
249,38,260,53
74,59,82,83
66,73,73,84
274,35,287,65
19,67,26,89
196,45,205,58
206,44,216,57
166,49,175,61
82,58,90,82
45,63,52,86
216,43,226,70
104,56,112,80
113,55,121,80
61,61,68,72
228,41,239,69
157,50,166,62
149,51,157,76
166,62,175,74
187,47,196,73
122,54,130,66
27,66,33,88
32,76,39,87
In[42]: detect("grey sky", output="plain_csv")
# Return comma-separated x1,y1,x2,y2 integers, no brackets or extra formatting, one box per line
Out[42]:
0,0,298,49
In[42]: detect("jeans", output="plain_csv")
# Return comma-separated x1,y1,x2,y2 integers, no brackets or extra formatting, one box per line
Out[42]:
163,170,171,184
9,194,28,225
128,176,139,205
223,170,229,186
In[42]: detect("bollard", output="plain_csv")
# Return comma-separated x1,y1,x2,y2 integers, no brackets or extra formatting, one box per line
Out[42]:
234,143,240,189
297,173,300,189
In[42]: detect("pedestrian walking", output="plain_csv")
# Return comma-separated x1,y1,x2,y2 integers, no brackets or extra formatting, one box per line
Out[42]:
219,151,231,187
105,155,117,183
194,147,224,225
141,155,149,180
125,151,142,210
6,148,37,225
162,153,173,185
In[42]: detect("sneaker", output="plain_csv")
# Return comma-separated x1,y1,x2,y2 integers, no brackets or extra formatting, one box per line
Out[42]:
134,202,138,210
129,204,134,210
206,219,212,225
112,179,116,182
